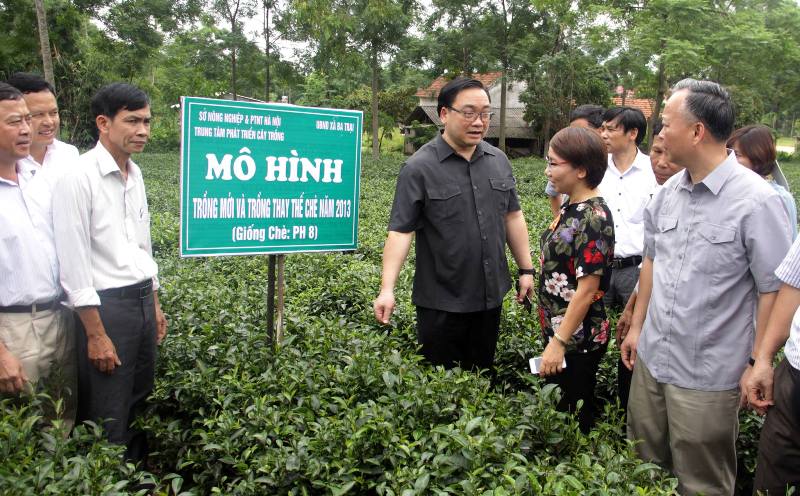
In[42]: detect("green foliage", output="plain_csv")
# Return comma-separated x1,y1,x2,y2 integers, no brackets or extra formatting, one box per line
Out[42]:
0,395,155,495
116,152,680,494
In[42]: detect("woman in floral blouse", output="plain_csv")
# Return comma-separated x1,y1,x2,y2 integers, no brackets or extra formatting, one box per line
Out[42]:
536,126,615,433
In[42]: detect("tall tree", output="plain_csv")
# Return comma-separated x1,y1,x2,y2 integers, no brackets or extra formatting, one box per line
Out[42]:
212,0,257,99
285,0,416,159
33,0,55,88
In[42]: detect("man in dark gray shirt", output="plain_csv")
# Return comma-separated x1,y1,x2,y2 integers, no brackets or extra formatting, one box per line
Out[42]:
373,77,534,370
622,79,792,495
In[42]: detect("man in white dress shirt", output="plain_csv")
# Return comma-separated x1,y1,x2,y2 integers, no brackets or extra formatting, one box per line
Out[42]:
598,106,656,411
53,83,167,462
5,73,79,169
0,83,77,427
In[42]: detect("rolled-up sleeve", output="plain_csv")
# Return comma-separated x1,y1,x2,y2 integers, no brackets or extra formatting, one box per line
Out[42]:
388,164,423,233
776,236,800,288
52,171,100,307
745,195,793,293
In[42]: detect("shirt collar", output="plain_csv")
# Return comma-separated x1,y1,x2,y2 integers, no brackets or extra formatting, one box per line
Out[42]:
93,141,140,180
608,149,649,174
433,133,493,163
0,160,36,187
678,151,737,195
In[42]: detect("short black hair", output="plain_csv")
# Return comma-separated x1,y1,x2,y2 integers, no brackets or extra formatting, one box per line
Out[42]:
549,127,607,189
5,72,54,94
0,82,23,103
651,119,663,137
671,78,734,143
569,104,604,129
603,106,647,145
90,83,149,121
436,77,490,116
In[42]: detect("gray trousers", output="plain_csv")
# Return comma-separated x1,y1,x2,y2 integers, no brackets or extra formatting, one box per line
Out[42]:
628,358,739,496
603,263,640,410
75,292,156,462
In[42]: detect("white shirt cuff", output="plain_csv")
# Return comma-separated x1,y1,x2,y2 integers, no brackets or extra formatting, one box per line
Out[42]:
67,287,101,307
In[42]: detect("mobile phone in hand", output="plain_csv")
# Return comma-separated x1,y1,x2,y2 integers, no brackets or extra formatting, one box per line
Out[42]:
529,356,567,374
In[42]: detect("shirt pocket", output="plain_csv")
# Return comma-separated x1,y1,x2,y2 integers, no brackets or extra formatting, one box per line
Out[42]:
132,209,152,246
654,215,678,258
426,184,464,224
489,177,515,213
695,221,737,274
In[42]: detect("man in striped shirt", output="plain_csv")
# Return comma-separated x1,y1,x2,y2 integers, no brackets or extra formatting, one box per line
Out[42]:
747,237,800,493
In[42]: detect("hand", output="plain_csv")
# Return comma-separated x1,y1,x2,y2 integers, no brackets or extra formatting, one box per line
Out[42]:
516,274,534,304
87,332,121,374
539,338,566,377
373,290,395,325
621,327,641,371
739,366,752,410
154,300,168,345
746,361,775,415
0,347,27,394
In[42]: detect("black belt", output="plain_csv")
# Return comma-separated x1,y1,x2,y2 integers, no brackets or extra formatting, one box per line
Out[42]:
0,298,61,313
611,256,642,269
97,280,153,299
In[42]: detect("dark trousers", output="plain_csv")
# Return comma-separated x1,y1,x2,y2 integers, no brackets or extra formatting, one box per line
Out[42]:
415,306,501,371
75,292,157,462
603,264,640,411
546,347,606,434
754,360,800,494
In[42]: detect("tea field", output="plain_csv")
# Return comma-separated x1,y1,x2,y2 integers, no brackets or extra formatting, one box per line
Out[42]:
3,153,799,495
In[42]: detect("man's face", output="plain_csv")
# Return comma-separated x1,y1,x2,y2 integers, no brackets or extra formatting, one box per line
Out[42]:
650,135,683,185
600,117,637,154
0,98,31,164
99,105,151,157
659,90,696,168
440,87,490,151
23,90,59,150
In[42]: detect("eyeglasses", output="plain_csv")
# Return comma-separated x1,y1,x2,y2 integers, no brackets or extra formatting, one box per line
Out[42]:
448,107,494,122
545,157,570,168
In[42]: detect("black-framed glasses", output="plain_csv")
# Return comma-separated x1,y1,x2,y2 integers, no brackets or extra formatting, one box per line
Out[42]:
448,107,494,121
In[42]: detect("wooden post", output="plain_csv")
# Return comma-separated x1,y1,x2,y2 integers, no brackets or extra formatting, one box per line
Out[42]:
266,254,276,345
276,255,286,344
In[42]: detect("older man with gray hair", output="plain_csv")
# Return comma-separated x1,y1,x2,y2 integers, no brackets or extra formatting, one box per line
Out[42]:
621,79,792,495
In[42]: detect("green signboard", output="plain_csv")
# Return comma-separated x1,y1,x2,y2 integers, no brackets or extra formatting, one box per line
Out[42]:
180,96,363,257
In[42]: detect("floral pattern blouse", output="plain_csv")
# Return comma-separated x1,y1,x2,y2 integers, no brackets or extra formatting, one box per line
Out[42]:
537,197,615,353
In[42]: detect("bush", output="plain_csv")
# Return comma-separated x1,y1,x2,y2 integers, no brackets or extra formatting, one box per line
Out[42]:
0,395,155,496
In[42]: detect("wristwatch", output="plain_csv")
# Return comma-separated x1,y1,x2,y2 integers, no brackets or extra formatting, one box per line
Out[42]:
518,268,536,276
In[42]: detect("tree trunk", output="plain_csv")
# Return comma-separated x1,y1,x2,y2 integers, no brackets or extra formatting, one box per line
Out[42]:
263,1,271,101
231,47,238,100
542,113,551,158
33,0,55,90
646,40,668,150
371,48,380,160
499,73,507,153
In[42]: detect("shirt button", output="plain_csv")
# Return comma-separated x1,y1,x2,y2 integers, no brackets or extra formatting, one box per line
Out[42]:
478,210,483,216
711,235,717,240
482,235,487,240
473,185,478,190
484,259,489,265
